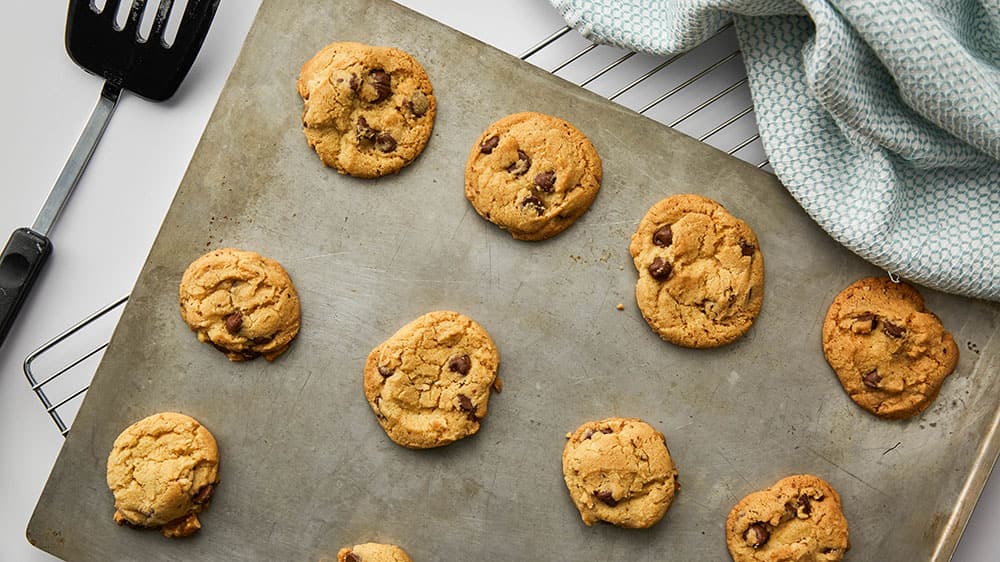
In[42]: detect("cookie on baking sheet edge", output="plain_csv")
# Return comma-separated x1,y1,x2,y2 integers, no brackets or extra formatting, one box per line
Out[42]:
179,247,301,362
822,276,959,419
629,193,764,348
364,310,501,449
298,41,436,178
562,417,679,528
726,474,849,561
106,412,220,538
465,111,602,241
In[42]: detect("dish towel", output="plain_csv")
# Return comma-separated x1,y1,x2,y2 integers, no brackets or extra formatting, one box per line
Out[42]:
550,0,1000,302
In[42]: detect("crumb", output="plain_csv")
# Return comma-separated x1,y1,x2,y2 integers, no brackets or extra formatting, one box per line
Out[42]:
616,303,625,311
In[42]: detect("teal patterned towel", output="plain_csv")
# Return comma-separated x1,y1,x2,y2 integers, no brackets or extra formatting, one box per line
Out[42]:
550,0,1000,301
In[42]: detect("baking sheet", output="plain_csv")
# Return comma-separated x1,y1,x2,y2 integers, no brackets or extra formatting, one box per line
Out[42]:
28,0,1000,560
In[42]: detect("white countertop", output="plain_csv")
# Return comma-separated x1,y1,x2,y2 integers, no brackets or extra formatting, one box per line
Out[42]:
1,1,997,560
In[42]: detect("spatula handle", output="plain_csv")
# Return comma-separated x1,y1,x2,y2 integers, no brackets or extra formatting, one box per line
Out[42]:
0,228,52,349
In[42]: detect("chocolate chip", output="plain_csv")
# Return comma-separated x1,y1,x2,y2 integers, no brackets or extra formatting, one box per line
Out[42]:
378,365,394,377
457,394,475,413
862,369,881,388
523,195,545,215
648,257,672,280
193,484,214,505
349,73,361,93
375,132,397,153
883,320,905,338
346,553,362,562
582,428,595,440
480,135,499,154
507,150,531,175
225,311,243,334
652,225,673,247
745,523,769,548
797,494,811,515
448,354,471,375
252,336,273,345
409,90,429,117
369,69,392,102
601,427,613,434
857,312,878,331
594,490,618,507
357,116,377,141
739,239,755,257
534,171,556,192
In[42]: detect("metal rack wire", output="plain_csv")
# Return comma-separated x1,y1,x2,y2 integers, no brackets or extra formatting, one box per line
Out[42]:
24,23,770,436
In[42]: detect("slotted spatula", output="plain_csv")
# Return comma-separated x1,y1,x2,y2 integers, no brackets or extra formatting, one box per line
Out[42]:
0,0,220,349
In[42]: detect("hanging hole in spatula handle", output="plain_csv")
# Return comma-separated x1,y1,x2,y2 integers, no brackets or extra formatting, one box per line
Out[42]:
0,228,52,349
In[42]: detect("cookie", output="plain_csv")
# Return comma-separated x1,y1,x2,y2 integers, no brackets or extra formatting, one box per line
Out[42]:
464,112,602,240
629,194,764,348
106,412,220,538
726,474,849,561
179,248,301,362
297,41,436,178
822,277,959,419
337,543,413,562
561,417,678,528
364,311,501,448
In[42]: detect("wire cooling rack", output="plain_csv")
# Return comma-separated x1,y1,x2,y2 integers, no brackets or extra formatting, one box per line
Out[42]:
24,22,769,436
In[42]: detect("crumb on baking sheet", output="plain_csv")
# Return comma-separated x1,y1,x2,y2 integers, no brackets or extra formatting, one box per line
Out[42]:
616,303,625,311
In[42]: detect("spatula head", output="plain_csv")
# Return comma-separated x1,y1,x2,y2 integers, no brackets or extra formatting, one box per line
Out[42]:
65,0,221,101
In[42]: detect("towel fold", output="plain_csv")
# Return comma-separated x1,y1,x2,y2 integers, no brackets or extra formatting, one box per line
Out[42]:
551,0,1000,301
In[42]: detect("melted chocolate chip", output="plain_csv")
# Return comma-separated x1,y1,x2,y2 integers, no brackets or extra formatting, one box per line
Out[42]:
409,90,429,117
652,225,673,247
225,311,243,334
594,490,618,507
480,135,499,154
507,150,531,175
746,523,769,548
883,320,905,338
448,354,472,375
523,195,545,215
378,365,394,377
601,427,614,434
375,132,397,153
349,73,361,93
797,494,811,515
193,484,214,505
534,171,556,192
357,116,377,141
862,369,881,388
856,312,878,331
648,257,672,280
739,239,755,257
346,553,362,562
369,69,392,102
457,394,475,413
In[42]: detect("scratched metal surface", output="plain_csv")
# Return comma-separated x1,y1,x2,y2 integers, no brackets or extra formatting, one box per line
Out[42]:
27,0,1000,560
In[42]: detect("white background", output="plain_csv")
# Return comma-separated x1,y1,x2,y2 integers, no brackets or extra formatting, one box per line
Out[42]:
1,1,996,560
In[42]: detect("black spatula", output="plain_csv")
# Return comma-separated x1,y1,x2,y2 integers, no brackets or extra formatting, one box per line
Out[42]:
0,0,220,349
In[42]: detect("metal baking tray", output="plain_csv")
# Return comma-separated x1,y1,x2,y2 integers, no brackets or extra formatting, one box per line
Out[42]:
28,0,1000,560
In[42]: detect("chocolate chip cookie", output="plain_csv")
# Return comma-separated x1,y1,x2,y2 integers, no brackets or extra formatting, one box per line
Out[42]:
364,310,501,449
179,248,301,362
561,417,679,528
629,194,764,348
337,543,412,562
726,474,849,561
464,112,602,240
106,412,220,538
822,277,959,419
298,41,436,178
